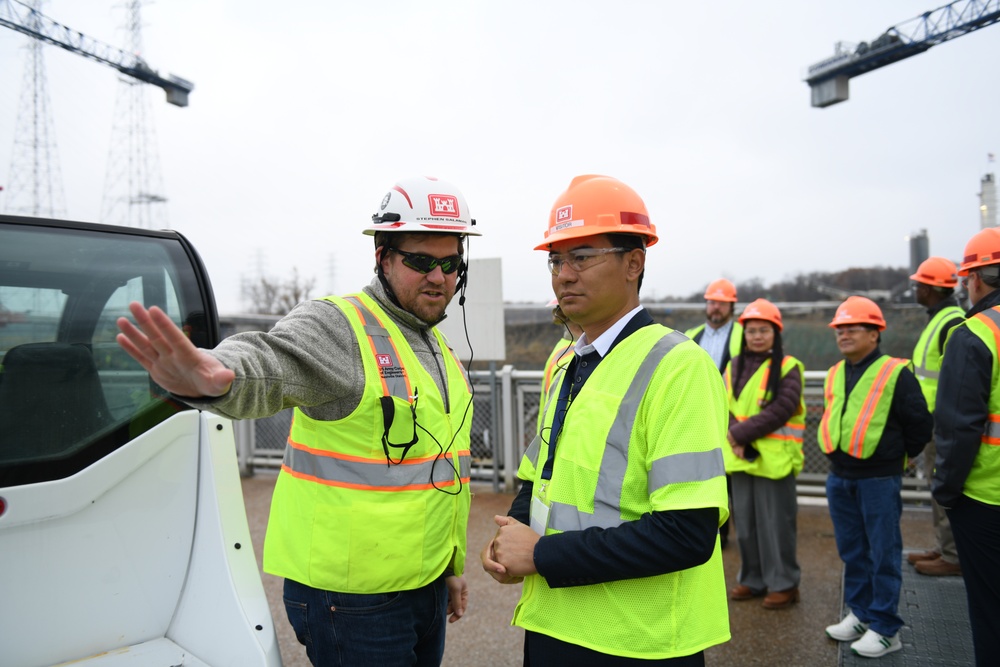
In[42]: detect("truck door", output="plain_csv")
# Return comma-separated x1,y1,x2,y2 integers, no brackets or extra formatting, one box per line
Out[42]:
0,215,281,667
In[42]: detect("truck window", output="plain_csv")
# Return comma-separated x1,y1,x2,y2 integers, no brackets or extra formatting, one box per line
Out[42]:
0,219,217,486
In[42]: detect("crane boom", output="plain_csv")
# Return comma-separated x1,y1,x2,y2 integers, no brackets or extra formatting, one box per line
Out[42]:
805,0,1000,108
0,0,193,107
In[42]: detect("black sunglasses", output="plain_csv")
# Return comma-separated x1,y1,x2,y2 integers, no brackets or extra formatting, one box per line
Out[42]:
393,248,463,275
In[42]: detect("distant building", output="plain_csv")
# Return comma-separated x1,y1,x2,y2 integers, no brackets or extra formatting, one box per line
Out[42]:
909,229,929,275
981,173,997,229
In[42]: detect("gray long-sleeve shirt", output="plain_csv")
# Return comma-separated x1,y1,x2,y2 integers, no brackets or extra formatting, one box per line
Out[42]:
188,278,457,420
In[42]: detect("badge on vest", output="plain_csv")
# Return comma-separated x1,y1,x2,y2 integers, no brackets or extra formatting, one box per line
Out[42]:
530,495,550,536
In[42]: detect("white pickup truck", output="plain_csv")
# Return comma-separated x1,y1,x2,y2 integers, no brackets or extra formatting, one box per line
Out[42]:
0,215,282,667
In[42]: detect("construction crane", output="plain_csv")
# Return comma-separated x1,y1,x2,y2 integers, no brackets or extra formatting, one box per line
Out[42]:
805,0,1000,108
0,0,193,106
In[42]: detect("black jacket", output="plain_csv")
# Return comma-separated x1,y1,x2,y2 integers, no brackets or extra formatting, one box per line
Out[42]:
825,347,932,479
933,288,1000,509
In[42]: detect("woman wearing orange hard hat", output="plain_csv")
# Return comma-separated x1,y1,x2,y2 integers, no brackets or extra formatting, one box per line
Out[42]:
723,299,805,610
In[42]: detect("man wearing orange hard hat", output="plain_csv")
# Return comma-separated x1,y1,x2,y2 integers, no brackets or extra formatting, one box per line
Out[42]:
819,296,932,658
906,257,965,577
686,278,743,374
481,175,730,664
933,227,1000,666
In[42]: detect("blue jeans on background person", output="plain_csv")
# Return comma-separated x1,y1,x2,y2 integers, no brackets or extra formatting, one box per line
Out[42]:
283,575,448,667
826,472,904,637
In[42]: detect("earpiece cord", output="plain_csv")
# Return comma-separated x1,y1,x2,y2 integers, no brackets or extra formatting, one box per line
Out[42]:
428,234,475,495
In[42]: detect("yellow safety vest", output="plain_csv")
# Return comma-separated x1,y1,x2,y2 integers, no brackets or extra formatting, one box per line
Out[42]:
542,337,574,397
818,356,907,459
955,306,1000,505
263,293,472,593
723,355,805,478
912,305,964,412
514,325,731,659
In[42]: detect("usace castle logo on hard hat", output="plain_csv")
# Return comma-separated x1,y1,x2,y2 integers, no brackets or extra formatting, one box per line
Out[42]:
428,194,460,218
556,205,573,223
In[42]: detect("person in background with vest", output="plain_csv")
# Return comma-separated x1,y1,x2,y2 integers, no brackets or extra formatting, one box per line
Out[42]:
481,175,730,666
820,296,932,659
905,257,965,577
932,227,1000,666
723,299,805,610
116,176,479,667
686,278,742,373
686,278,741,549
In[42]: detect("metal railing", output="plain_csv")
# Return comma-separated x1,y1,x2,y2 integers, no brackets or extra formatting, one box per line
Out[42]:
235,368,933,502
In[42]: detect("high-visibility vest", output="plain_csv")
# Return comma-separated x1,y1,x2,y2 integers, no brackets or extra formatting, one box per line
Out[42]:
542,337,574,397
817,355,907,459
912,305,964,411
723,355,805,478
262,293,473,593
513,325,730,659
954,306,1000,506
685,321,743,368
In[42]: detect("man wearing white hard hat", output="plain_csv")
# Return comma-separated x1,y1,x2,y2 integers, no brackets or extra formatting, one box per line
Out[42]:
116,176,479,666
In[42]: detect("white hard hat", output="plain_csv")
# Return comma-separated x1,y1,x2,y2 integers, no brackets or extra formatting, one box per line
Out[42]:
365,175,481,237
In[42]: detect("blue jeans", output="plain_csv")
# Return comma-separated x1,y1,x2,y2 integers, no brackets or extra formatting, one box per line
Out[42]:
283,576,448,667
826,472,904,637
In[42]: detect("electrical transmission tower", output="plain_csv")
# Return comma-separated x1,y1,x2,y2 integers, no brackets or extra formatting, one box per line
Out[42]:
100,0,167,228
4,0,66,217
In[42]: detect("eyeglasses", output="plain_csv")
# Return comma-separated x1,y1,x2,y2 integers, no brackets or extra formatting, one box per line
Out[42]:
835,326,870,337
744,327,773,337
547,247,627,276
393,248,463,275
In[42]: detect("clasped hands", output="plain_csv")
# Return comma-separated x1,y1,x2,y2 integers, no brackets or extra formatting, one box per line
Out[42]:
727,430,748,460
480,515,540,585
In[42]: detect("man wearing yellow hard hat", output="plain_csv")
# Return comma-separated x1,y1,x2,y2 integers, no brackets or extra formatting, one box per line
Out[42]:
482,175,730,665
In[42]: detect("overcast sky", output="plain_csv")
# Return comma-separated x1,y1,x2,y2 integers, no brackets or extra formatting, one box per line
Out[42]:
1,0,998,313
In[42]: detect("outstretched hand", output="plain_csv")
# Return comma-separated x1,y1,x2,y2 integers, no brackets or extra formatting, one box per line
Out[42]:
116,302,235,398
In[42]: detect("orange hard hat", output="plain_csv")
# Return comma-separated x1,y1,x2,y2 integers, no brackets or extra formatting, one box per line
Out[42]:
958,227,1000,276
739,298,783,331
909,257,958,288
704,278,737,303
829,295,886,331
535,175,658,250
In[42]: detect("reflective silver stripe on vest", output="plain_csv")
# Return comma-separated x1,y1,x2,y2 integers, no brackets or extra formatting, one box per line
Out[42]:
977,306,1000,329
984,421,1000,441
285,444,469,488
548,331,722,531
773,425,804,440
343,296,410,401
915,306,965,379
523,433,541,469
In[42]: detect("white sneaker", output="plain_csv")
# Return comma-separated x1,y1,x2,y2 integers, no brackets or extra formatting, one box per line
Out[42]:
850,628,902,658
825,611,869,641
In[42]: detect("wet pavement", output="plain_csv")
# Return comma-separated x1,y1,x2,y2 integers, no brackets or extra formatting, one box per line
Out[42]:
240,474,949,667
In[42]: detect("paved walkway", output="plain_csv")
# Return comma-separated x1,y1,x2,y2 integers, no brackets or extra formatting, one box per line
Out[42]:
240,475,971,666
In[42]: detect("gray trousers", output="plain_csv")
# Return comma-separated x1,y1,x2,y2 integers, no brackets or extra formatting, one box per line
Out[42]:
923,435,959,563
732,471,801,592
